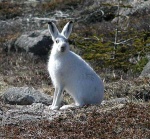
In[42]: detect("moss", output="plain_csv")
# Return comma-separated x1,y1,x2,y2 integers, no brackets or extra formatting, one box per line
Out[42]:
132,57,149,74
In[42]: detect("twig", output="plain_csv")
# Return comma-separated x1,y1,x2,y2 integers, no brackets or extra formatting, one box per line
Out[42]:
114,36,137,45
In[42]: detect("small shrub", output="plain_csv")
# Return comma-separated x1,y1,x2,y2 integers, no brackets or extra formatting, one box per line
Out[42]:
39,0,85,13
70,27,150,74
0,2,22,19
132,57,149,74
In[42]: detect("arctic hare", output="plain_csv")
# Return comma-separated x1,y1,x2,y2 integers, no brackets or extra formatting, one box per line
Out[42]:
48,21,104,110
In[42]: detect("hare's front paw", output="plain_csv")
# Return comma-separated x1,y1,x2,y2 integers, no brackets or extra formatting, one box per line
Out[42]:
49,105,59,110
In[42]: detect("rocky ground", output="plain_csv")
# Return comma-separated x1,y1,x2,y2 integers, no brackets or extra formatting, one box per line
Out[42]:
0,0,150,138
0,98,149,138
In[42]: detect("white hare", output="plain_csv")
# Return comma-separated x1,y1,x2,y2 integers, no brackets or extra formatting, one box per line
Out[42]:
48,21,104,110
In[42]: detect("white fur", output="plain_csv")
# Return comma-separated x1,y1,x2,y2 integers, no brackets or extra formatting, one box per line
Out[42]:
47,21,104,110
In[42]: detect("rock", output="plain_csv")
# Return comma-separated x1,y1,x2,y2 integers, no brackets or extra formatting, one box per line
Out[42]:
79,6,117,24
112,0,150,23
83,9,104,23
0,97,129,126
140,61,150,77
14,30,53,56
1,87,53,105
1,103,62,125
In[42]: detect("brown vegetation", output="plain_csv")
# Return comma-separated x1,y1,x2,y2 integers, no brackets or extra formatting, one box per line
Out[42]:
1,103,149,139
40,0,85,12
0,2,22,19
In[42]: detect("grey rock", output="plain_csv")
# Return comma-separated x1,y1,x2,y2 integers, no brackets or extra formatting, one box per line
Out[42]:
1,87,53,105
146,54,150,61
83,9,104,23
140,61,150,77
112,0,150,23
79,6,117,24
14,30,53,56
1,103,62,125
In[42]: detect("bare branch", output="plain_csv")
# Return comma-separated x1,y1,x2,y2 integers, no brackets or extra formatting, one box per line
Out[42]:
114,36,137,45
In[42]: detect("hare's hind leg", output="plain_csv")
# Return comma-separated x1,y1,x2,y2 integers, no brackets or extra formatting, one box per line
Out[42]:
50,87,64,110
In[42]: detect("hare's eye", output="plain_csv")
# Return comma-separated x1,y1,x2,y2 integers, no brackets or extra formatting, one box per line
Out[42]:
56,40,59,43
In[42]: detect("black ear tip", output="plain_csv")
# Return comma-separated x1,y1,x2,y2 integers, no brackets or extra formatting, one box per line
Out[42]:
48,22,52,25
70,21,73,24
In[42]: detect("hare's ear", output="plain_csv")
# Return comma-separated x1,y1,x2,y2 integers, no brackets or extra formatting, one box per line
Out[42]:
48,22,59,41
61,21,73,39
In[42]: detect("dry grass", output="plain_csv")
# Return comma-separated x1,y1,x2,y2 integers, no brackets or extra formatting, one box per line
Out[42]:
40,0,84,12
104,78,150,101
0,2,23,19
0,49,50,94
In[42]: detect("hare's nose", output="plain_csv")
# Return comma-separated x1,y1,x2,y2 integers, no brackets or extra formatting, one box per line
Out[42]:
61,46,65,52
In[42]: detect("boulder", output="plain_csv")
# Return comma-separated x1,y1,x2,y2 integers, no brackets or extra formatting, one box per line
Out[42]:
79,6,117,24
1,103,62,125
1,87,53,105
140,61,150,77
112,0,150,23
14,30,53,56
